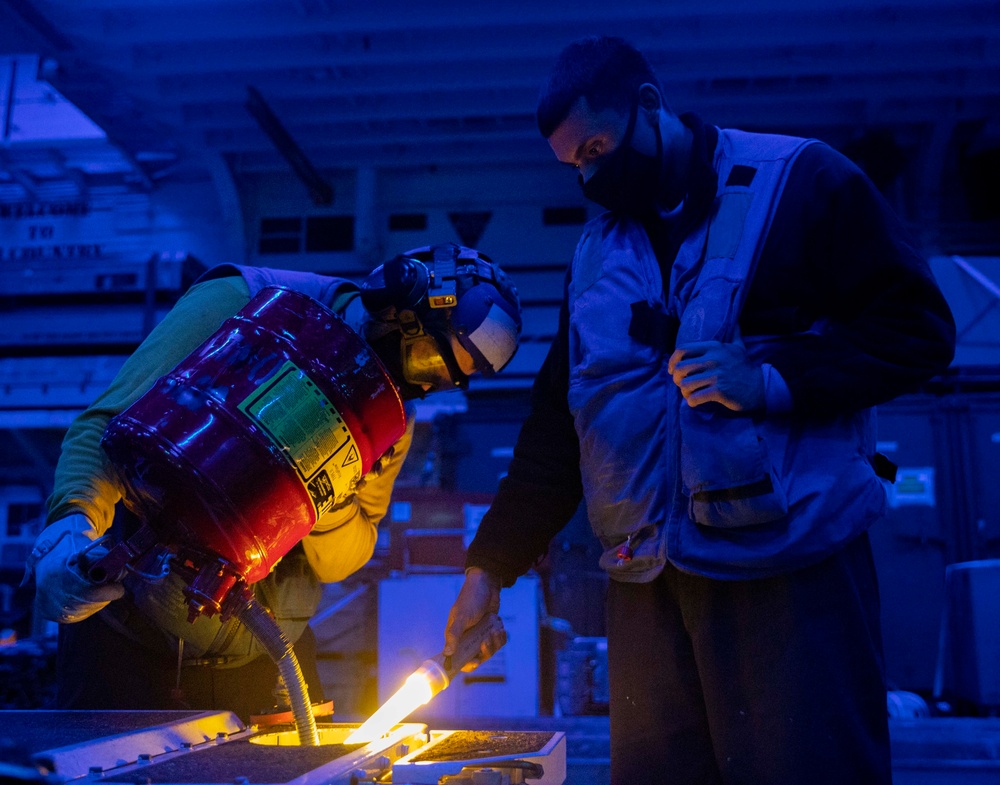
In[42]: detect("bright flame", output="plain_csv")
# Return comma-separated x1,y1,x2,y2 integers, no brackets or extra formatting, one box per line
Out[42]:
344,670,435,744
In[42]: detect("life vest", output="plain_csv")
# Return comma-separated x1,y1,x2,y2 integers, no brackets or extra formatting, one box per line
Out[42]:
567,129,889,581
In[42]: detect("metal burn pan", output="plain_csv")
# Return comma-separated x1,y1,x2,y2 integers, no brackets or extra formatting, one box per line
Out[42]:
2,711,567,784
3,712,426,785
4,710,245,781
392,729,567,785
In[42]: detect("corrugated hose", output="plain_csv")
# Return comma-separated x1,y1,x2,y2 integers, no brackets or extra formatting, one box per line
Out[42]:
236,592,319,746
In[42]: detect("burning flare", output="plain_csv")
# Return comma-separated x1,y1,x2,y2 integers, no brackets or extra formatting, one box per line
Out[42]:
345,662,443,743
345,613,507,744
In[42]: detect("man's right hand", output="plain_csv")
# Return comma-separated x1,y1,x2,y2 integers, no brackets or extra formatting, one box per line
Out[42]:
443,567,504,671
27,513,125,623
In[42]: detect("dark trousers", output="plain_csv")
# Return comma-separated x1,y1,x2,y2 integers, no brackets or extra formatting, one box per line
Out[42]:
56,613,325,722
607,531,892,785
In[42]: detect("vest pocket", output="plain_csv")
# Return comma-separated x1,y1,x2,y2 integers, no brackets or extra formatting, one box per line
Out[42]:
680,405,788,528
687,474,789,529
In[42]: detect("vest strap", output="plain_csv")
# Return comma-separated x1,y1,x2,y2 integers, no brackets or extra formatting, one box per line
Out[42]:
628,301,679,350
725,164,757,187
690,475,774,503
870,453,898,483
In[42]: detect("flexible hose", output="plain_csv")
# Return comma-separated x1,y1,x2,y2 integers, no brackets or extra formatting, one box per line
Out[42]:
237,592,319,746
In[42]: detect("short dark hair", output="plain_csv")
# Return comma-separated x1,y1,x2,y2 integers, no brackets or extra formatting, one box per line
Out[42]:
536,36,662,139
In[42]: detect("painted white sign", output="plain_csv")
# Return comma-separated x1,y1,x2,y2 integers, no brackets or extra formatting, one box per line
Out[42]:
0,199,124,261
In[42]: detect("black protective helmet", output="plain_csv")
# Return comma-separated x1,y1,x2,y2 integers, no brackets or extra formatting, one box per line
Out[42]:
360,243,522,394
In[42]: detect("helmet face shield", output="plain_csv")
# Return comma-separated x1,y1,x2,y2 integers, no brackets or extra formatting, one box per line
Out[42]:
450,282,521,376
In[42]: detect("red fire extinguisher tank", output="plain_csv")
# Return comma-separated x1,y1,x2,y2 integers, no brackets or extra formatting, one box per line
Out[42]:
101,286,406,588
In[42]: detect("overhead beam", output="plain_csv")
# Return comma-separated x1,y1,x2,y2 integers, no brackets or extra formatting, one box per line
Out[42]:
117,20,1000,79
137,36,997,103
202,88,1000,155
78,0,1000,51
172,66,1000,134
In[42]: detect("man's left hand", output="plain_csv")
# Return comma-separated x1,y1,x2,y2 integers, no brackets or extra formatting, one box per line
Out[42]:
667,341,765,412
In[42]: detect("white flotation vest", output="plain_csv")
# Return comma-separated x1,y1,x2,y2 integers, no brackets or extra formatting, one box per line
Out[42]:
568,129,888,581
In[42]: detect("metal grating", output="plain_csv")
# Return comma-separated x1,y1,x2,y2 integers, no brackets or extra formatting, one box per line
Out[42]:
410,730,554,762
100,739,367,784
0,710,207,754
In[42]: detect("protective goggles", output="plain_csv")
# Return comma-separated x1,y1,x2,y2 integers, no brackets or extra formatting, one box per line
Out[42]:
401,330,469,393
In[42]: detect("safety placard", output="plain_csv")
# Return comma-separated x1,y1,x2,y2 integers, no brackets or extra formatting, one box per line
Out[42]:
888,466,936,508
238,360,361,517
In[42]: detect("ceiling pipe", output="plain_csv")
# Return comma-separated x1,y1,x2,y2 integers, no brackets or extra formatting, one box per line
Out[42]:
244,85,334,206
950,254,1000,344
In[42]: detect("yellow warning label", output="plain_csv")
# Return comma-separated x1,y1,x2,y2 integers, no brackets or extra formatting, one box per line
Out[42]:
238,360,361,516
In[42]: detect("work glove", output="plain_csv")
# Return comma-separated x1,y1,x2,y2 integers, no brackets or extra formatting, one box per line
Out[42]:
443,567,504,671
353,444,396,494
26,513,125,623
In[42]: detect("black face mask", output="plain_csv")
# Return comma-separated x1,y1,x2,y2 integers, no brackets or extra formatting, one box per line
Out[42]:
580,97,664,216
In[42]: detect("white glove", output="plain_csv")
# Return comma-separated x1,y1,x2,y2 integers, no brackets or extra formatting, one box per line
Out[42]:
26,513,125,623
